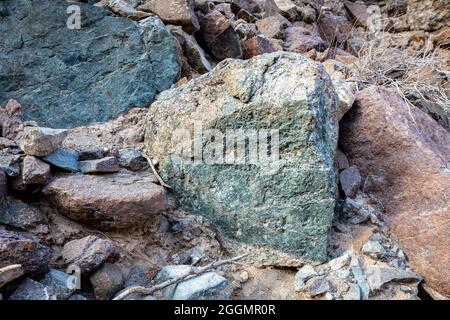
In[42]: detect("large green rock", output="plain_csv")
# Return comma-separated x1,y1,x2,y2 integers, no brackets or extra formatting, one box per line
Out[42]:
0,0,181,128
145,52,340,263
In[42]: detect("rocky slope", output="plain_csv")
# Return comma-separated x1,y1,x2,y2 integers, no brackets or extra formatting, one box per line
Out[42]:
0,0,449,300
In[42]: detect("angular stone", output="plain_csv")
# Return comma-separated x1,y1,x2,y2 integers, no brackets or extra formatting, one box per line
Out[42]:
90,263,124,300
20,127,68,157
230,0,279,19
199,9,242,60
340,87,450,298
42,149,79,172
294,265,317,291
339,166,361,198
40,269,76,300
0,137,16,149
318,12,353,46
0,230,51,275
138,0,200,33
303,276,330,297
335,149,349,171
0,265,24,289
328,252,352,271
145,52,339,263
406,0,450,32
242,35,277,59
0,0,181,128
0,154,21,177
283,27,326,53
78,146,105,161
343,283,361,300
362,240,386,259
43,172,168,229
79,157,120,174
169,26,212,74
8,278,56,300
0,99,22,140
255,13,291,39
156,265,230,300
273,0,298,19
22,156,51,185
344,1,370,27
61,236,118,274
117,148,148,172
0,197,47,230
365,266,421,291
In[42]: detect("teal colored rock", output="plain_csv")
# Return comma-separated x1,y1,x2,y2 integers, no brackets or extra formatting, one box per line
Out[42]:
145,52,340,264
0,0,181,128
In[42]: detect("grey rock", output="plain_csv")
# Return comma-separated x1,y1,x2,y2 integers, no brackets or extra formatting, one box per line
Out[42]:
335,149,349,170
68,294,87,300
341,195,376,225
0,229,51,275
40,269,75,300
117,148,148,171
303,276,330,297
145,52,339,264
0,137,16,149
0,171,7,200
0,264,24,289
328,252,352,271
0,0,181,128
343,283,361,300
78,147,104,161
362,240,386,259
350,265,370,300
0,197,47,230
294,265,317,291
339,166,361,198
90,263,124,300
42,149,79,172
20,127,68,157
9,278,56,300
116,265,153,300
0,154,21,177
79,157,120,174
22,156,51,185
365,266,422,291
156,265,230,300
61,236,118,274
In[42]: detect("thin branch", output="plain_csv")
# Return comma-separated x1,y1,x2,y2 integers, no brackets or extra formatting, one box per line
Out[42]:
143,154,172,189
113,253,249,300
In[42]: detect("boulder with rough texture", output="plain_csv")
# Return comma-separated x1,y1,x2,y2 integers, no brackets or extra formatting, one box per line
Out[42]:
79,157,120,174
61,236,118,274
318,12,353,46
145,52,340,263
20,127,68,157
90,263,124,300
0,198,47,230
22,156,51,185
242,35,277,59
138,0,199,33
0,0,181,128
340,86,450,298
43,172,169,229
339,166,361,198
42,149,79,172
0,99,22,140
406,0,450,31
230,0,279,19
8,278,56,300
283,27,326,53
255,13,291,39
40,269,76,300
117,148,149,171
0,230,51,275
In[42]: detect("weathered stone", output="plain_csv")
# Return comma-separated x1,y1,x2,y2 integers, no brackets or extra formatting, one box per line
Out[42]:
79,157,120,174
340,87,450,298
344,1,370,27
365,266,421,291
0,171,6,200
115,265,153,300
335,149,349,171
350,265,370,300
329,252,352,271
169,26,212,74
0,229,51,275
362,240,386,259
339,166,361,198
199,9,242,60
241,35,277,59
90,263,124,300
343,283,361,300
40,269,75,300
256,13,291,39
0,99,22,140
303,276,330,297
230,0,279,19
0,154,21,177
294,265,317,291
0,137,16,149
20,127,68,157
78,147,105,161
0,265,24,289
318,12,353,46
406,0,450,32
61,236,118,274
21,156,51,185
117,148,149,171
156,265,230,300
145,52,339,263
8,278,56,300
299,5,317,23
0,0,181,128
42,149,79,172
43,172,168,229
138,0,200,33
283,27,326,53
107,0,152,20
273,0,298,19
0,197,47,230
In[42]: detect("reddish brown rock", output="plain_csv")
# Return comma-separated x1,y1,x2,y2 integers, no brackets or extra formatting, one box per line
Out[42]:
255,13,291,39
199,9,242,60
283,27,326,53
138,0,200,33
339,166,361,198
22,156,51,185
242,35,277,59
318,12,353,46
344,1,370,27
340,86,450,298
0,99,22,140
42,171,170,230
0,229,51,275
230,0,279,19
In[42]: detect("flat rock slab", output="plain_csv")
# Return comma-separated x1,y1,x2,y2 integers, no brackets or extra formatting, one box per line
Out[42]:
145,52,340,264
340,86,450,298
42,171,170,229
0,0,181,128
